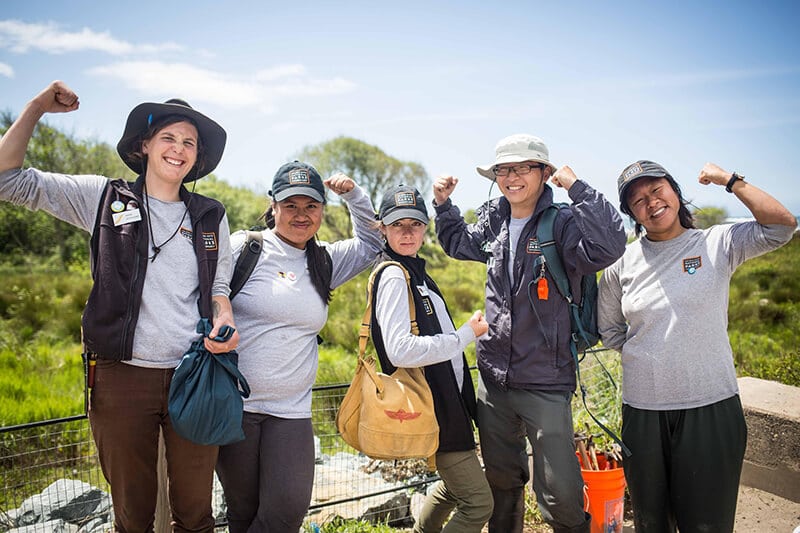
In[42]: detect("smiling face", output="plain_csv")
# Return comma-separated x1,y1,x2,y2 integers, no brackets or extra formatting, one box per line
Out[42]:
626,177,686,241
381,218,427,257
142,120,199,186
272,195,324,249
494,161,550,217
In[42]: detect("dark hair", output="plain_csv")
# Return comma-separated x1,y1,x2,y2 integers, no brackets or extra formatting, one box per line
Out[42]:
620,175,695,237
129,114,206,177
261,205,332,303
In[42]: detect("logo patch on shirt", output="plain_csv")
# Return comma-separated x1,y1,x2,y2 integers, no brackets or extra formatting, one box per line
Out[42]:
289,169,310,185
421,297,434,316
394,191,416,207
202,232,218,250
682,256,702,274
180,227,193,242
526,238,542,254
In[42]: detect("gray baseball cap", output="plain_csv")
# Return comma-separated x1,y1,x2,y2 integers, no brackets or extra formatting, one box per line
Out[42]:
477,134,558,180
617,160,673,204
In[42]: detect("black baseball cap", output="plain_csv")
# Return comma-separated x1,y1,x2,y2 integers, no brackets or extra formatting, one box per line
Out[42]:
270,161,326,204
378,185,429,225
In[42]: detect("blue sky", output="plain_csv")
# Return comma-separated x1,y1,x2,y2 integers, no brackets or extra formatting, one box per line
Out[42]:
1,1,799,216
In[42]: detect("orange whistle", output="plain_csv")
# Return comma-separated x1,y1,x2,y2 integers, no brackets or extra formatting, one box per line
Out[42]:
537,278,549,300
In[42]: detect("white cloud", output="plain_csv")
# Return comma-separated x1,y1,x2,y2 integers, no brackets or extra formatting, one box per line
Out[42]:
0,19,183,55
0,62,13,78
88,60,356,111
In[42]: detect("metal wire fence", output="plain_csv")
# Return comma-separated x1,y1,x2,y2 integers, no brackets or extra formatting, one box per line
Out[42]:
0,349,622,532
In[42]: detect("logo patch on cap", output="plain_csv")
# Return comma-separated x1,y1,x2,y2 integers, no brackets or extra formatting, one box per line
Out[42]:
394,191,416,207
288,169,311,185
622,163,643,181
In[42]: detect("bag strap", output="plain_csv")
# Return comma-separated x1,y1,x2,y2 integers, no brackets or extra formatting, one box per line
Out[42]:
536,205,631,457
359,261,418,358
229,230,263,300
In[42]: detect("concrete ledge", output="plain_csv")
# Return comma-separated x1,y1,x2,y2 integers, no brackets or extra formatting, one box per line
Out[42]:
738,377,800,503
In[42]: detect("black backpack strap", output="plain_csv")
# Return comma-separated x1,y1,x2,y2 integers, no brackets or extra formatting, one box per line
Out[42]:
229,231,263,300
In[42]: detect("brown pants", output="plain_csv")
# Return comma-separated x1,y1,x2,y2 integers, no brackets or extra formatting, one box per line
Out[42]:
89,360,218,533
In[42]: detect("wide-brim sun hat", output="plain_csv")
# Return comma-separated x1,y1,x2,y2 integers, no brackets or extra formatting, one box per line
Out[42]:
617,160,673,205
476,134,558,180
116,99,227,183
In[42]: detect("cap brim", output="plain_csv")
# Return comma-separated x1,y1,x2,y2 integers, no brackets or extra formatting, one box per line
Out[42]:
381,209,429,225
273,186,325,203
477,157,558,180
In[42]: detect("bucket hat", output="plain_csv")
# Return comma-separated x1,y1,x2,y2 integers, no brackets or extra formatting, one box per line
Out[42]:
116,99,227,182
617,160,673,205
477,134,557,180
270,161,327,204
379,185,429,225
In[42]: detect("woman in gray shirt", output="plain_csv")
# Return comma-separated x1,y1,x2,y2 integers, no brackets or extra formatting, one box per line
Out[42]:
0,81,237,532
598,160,796,532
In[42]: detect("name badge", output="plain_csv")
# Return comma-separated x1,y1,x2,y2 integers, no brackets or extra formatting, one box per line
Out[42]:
113,209,142,226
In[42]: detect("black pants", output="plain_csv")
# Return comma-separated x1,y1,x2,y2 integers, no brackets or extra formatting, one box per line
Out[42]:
621,395,747,533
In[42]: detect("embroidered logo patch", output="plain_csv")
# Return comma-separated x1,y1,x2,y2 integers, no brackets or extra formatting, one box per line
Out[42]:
682,256,702,274
179,227,193,242
288,169,310,185
622,162,643,180
394,191,416,207
202,232,218,251
384,408,421,422
526,238,542,254
422,297,434,316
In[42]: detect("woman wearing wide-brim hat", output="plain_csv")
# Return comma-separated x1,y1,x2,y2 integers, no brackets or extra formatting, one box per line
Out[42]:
0,80,238,532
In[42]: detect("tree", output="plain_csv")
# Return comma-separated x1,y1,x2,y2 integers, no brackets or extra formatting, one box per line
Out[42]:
296,136,429,207
692,206,728,229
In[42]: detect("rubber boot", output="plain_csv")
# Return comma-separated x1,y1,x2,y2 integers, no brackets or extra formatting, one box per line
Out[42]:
552,512,591,533
487,487,525,533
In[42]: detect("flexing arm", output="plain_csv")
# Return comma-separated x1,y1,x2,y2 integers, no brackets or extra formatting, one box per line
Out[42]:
432,174,488,262
0,81,80,173
698,163,797,228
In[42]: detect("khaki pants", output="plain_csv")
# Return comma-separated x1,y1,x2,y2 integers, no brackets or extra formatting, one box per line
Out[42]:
414,449,493,533
89,360,217,533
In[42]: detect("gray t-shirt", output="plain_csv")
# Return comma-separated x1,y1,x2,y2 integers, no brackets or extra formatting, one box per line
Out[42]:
229,185,383,418
0,167,233,368
598,222,795,410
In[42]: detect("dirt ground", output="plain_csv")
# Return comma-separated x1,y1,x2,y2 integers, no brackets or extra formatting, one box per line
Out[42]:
493,485,800,532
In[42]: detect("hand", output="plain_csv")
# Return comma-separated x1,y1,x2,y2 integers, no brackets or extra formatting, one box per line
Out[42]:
467,310,489,338
204,323,240,354
698,162,732,187
433,175,458,204
550,165,578,190
32,81,80,115
324,172,355,195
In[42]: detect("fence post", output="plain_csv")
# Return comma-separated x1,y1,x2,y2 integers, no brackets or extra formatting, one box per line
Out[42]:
155,428,170,532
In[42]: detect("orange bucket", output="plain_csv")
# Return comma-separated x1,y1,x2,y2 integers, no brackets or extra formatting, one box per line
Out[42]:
577,452,626,533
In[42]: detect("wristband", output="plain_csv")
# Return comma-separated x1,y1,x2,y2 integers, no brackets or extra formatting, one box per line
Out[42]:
725,172,744,193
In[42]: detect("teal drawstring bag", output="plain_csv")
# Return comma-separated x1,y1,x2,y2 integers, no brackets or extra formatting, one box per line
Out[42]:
168,318,250,446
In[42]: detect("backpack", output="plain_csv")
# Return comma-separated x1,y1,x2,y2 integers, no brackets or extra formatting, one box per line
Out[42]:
537,204,630,457
536,204,599,354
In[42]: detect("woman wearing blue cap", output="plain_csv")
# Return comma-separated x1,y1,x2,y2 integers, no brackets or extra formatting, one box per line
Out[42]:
0,81,237,531
598,160,796,532
370,184,493,533
216,161,383,532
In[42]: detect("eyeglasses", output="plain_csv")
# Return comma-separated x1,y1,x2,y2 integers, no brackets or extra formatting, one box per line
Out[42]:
493,163,543,178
